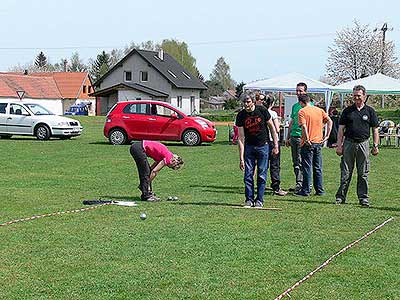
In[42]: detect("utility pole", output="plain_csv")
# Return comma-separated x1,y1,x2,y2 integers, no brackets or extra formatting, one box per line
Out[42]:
374,22,393,108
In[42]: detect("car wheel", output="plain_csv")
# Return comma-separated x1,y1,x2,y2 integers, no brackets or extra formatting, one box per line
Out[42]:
0,134,12,139
109,128,128,145
182,129,201,146
35,125,51,140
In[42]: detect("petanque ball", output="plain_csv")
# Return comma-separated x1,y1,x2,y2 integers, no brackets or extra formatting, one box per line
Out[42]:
140,212,147,220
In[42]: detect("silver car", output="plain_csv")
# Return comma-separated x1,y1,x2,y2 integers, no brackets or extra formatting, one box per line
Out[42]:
0,100,83,140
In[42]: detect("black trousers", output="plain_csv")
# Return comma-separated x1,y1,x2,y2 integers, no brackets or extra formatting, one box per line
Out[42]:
130,142,152,200
268,141,281,191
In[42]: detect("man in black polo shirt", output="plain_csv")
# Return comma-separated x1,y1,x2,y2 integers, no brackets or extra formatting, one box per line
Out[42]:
335,85,379,207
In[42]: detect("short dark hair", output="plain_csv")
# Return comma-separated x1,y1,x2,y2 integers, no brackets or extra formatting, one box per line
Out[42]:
298,94,310,104
264,95,274,108
297,82,308,91
353,85,366,95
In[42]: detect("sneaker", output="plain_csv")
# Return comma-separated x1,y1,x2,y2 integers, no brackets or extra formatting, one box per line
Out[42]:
254,201,264,208
244,200,254,208
146,195,161,202
335,198,343,204
294,191,309,197
273,189,288,196
359,199,370,207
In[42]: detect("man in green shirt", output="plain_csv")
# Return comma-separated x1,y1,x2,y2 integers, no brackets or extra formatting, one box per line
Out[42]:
285,82,307,192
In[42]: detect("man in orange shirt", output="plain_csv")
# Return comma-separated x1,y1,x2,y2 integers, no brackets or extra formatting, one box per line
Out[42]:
295,94,332,196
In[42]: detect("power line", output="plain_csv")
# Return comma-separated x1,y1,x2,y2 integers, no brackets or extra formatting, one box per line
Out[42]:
0,32,336,51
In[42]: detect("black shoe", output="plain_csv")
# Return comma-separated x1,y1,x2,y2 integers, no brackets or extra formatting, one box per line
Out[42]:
359,199,370,207
335,198,344,204
294,191,309,197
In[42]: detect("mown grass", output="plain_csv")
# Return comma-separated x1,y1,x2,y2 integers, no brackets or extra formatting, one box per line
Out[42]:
1,117,399,300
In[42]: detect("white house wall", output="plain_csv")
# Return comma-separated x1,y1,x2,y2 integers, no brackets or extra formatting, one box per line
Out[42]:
16,98,63,115
118,90,154,101
170,89,201,115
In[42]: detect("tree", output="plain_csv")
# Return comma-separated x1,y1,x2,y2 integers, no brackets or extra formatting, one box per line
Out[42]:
200,79,225,98
235,81,246,99
210,57,236,91
89,51,111,82
35,51,48,69
326,20,400,85
160,39,199,78
69,52,87,72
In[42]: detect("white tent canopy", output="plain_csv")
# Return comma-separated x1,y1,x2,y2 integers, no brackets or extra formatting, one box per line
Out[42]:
244,72,334,93
333,73,400,95
244,72,334,111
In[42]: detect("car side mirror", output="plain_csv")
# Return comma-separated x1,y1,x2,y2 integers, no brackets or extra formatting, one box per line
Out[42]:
171,113,178,119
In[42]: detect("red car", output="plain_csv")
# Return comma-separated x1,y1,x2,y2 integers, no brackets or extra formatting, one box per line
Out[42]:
104,100,217,146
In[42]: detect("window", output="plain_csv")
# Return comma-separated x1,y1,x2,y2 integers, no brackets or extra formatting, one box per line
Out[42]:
177,96,182,108
124,71,132,82
9,104,30,115
0,103,7,114
140,71,148,82
88,86,92,93
167,70,177,78
182,71,191,79
123,103,149,114
82,85,87,93
151,104,177,118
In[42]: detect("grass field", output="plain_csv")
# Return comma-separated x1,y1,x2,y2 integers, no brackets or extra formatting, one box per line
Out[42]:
1,117,399,300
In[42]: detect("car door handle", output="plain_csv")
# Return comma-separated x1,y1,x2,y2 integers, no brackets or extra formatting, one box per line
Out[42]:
7,117,12,120
148,118,156,121
122,116,130,119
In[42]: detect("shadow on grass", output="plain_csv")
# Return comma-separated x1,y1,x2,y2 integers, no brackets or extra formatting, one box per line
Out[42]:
100,195,141,201
189,184,243,194
173,201,243,208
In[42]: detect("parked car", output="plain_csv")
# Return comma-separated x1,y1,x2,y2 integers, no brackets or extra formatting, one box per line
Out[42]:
104,100,217,146
0,100,83,140
65,103,88,116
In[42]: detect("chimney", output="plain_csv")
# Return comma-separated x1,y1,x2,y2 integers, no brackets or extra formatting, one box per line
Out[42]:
23,69,28,75
63,59,68,72
158,48,164,61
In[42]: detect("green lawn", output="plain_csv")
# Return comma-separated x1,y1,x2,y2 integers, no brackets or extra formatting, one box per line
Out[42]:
1,117,399,300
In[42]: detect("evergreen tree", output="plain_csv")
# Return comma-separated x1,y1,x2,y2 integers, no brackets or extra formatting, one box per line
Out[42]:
69,52,87,72
35,51,48,69
90,51,111,82
210,57,235,91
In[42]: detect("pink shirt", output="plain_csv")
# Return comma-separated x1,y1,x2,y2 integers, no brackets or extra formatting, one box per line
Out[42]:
143,140,173,165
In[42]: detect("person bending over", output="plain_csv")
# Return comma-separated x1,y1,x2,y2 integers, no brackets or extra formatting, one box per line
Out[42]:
130,140,184,201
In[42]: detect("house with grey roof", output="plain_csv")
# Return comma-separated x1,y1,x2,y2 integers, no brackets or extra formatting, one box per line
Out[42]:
91,49,207,115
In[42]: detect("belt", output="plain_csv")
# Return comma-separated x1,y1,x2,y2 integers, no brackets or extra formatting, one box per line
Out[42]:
345,137,369,143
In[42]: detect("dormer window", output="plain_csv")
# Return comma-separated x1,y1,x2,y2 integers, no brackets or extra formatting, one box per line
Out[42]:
140,71,148,82
82,85,87,93
124,71,132,82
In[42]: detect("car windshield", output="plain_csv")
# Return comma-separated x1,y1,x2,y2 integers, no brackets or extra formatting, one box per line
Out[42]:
25,103,54,115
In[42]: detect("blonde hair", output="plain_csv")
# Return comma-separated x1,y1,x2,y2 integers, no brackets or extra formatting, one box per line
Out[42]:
169,154,184,170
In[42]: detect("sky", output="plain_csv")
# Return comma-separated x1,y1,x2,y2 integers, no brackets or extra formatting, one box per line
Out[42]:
1,0,400,84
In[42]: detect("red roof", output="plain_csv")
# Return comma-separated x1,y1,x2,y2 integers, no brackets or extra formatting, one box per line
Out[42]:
0,72,94,99
0,73,61,99
29,72,90,99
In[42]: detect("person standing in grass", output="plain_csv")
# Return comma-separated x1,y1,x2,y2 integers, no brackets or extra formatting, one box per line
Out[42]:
295,94,332,197
335,85,379,207
264,95,287,196
285,82,308,193
236,94,279,208
130,140,184,202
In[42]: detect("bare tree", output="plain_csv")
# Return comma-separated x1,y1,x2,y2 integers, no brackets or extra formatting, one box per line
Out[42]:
325,20,400,85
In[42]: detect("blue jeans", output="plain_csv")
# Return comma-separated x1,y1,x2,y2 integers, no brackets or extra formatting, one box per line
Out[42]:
244,144,269,203
300,143,324,195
